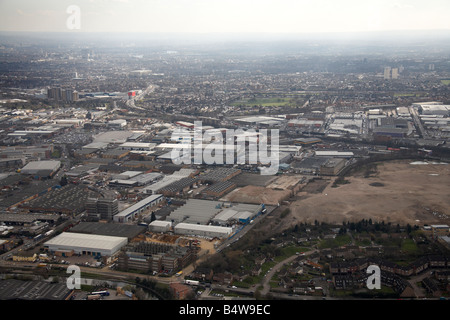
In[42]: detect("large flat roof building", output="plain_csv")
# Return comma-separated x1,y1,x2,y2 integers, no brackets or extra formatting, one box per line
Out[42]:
44,232,128,257
113,194,164,223
21,160,60,177
174,223,232,239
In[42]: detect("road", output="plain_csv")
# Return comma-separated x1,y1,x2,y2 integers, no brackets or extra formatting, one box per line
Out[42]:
409,106,427,138
125,84,156,111
260,250,318,297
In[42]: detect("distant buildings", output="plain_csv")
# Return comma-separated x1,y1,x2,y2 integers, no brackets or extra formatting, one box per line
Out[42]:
383,67,399,80
47,87,79,102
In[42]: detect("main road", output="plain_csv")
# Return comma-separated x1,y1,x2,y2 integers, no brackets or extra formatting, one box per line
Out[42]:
125,84,156,111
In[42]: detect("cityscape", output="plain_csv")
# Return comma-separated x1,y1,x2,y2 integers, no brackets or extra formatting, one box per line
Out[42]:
0,0,449,314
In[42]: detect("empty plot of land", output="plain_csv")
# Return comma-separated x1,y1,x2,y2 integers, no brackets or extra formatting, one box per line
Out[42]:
221,185,291,206
229,172,277,187
289,160,450,226
266,175,305,190
300,178,330,194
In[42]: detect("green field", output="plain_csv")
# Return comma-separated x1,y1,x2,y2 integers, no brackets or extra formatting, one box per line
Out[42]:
231,97,292,107
401,238,420,254
441,79,450,85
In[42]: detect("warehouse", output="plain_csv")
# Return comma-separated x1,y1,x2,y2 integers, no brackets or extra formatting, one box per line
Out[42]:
70,222,145,240
20,184,94,216
174,223,232,239
20,160,61,177
197,167,241,183
314,151,354,158
149,220,172,233
142,168,196,194
119,142,156,151
167,199,223,224
320,158,346,176
43,232,128,257
157,177,198,197
0,279,72,300
202,180,236,198
113,194,165,223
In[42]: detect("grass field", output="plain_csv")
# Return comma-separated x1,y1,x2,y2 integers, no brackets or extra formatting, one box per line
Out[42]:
231,97,292,107
401,238,420,254
441,79,450,85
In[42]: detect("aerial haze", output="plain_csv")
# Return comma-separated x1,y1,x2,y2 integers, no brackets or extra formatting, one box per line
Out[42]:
0,0,449,312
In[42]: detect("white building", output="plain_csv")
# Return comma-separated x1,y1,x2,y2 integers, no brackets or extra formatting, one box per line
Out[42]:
149,220,172,233
174,223,232,239
44,232,128,257
114,194,164,223
119,142,156,151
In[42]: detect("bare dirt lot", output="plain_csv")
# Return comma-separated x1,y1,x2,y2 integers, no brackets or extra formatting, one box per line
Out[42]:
222,185,292,205
266,175,305,190
288,160,450,226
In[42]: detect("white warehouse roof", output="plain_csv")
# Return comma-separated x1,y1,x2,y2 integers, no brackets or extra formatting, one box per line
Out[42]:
174,223,232,238
44,232,128,256
21,160,61,174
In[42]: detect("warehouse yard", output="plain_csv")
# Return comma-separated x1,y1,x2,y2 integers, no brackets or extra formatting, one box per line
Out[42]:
288,160,450,226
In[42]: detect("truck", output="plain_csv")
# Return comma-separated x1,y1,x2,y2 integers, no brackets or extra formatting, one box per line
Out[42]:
91,290,110,296
184,280,199,286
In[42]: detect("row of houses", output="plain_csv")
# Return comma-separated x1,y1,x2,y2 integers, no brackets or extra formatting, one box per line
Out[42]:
329,255,450,277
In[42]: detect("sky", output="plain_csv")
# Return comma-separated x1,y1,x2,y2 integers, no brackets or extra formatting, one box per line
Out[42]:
0,0,449,34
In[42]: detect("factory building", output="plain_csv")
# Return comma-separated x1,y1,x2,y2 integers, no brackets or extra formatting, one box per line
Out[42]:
174,223,232,239
149,220,172,233
320,158,346,176
113,194,164,223
167,199,223,225
43,232,128,257
20,160,61,178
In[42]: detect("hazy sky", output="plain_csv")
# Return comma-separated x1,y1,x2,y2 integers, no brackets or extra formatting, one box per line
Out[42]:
0,0,449,34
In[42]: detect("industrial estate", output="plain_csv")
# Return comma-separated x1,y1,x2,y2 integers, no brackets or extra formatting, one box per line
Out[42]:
0,27,450,303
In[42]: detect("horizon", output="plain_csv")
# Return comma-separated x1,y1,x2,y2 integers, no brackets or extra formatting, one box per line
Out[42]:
1,0,449,34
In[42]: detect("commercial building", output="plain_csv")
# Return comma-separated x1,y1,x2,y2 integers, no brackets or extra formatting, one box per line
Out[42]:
20,184,93,216
167,199,223,225
211,203,263,225
202,180,236,198
174,223,232,239
113,194,165,223
0,279,72,300
320,158,346,176
70,222,145,240
142,168,196,195
119,142,156,151
86,197,119,221
108,119,127,128
20,160,61,177
149,220,172,233
44,232,128,257
118,241,196,273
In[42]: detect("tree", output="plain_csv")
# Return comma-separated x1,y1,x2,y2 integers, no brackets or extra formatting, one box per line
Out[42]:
406,224,412,235
60,176,68,186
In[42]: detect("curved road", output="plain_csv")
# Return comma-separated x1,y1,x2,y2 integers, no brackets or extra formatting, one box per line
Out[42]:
260,250,317,297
